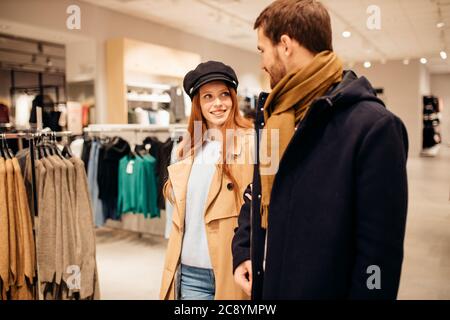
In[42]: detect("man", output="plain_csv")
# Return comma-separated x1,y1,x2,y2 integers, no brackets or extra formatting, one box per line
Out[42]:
232,0,409,299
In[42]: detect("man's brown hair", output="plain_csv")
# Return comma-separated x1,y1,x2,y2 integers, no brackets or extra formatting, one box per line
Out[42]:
254,0,333,54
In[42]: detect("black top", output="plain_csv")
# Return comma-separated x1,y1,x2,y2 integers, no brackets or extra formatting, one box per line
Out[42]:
97,137,131,204
81,138,92,173
143,136,174,210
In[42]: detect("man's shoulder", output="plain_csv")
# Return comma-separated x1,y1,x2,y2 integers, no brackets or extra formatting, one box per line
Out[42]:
339,98,405,135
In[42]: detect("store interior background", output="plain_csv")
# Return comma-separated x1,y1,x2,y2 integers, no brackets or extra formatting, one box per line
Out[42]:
0,0,449,299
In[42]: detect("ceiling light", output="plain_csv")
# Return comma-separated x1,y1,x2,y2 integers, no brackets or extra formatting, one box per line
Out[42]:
440,51,448,60
436,22,445,28
420,58,427,64
380,58,387,64
363,61,371,68
403,59,410,65
342,31,351,38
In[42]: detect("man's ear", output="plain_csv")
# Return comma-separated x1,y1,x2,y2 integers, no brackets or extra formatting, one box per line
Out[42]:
279,34,293,56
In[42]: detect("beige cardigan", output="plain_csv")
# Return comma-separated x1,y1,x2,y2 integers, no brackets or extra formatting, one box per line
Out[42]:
0,158,9,300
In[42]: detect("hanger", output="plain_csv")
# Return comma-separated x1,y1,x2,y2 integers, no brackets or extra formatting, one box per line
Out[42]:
0,134,6,158
50,132,65,159
36,134,49,159
1,134,14,159
134,144,148,157
61,135,74,159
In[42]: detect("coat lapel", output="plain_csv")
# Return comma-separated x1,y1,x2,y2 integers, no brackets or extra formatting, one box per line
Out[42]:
167,156,193,228
204,134,244,219
168,134,245,226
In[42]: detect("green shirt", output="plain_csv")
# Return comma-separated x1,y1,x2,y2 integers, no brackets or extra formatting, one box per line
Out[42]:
117,154,160,218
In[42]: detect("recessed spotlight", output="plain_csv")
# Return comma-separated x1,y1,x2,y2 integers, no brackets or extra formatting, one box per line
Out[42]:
342,31,351,38
436,22,445,28
364,61,372,68
440,51,448,60
420,58,427,64
403,59,410,65
380,58,387,64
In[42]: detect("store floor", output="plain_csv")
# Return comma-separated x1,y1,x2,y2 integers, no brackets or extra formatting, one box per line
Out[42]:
95,146,450,300
95,228,168,300
398,145,450,300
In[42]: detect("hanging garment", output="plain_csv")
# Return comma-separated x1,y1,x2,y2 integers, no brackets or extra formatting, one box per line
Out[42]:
15,95,33,129
0,103,10,124
5,159,17,297
30,95,62,132
97,137,130,221
0,158,9,299
117,154,159,218
143,136,174,210
70,157,98,299
0,156,37,300
164,139,180,239
87,141,104,227
70,138,84,159
11,158,35,299
81,138,92,173
21,145,100,300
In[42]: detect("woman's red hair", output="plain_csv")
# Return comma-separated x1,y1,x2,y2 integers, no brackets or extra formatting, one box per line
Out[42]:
164,83,253,207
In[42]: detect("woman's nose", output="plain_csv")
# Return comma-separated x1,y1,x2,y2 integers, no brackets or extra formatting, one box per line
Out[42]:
213,97,222,107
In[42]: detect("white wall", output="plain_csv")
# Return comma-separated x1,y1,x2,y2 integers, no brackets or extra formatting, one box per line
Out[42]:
0,0,263,123
66,40,97,83
353,60,426,157
430,74,450,145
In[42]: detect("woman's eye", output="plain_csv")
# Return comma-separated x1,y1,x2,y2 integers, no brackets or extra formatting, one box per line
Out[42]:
222,92,230,97
204,94,212,100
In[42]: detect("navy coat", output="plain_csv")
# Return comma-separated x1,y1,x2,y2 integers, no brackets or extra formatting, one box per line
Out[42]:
232,70,409,300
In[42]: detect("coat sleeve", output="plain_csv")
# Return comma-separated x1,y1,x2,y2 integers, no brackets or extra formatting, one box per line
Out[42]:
349,114,409,299
232,183,252,274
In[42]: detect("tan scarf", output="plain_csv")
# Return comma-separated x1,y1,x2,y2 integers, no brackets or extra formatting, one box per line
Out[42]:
259,50,343,229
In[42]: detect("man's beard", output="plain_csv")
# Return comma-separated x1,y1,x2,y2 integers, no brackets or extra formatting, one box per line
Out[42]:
269,53,287,89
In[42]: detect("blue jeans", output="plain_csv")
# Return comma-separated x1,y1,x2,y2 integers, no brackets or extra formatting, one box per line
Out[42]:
180,264,215,300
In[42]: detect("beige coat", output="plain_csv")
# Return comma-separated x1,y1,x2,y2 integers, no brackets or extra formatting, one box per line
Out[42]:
160,129,255,300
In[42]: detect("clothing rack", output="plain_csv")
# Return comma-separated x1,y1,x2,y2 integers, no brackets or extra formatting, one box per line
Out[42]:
83,124,187,146
82,124,186,238
2,130,72,218
1,130,72,300
83,124,187,133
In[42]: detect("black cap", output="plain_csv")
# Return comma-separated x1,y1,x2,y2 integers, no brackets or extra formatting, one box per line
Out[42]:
183,61,239,100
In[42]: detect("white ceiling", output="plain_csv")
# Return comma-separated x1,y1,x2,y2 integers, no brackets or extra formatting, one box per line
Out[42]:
83,0,449,73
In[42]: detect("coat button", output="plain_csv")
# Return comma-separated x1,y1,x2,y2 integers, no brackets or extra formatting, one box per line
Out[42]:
227,183,234,191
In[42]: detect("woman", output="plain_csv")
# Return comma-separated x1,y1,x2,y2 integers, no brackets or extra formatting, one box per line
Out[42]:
160,61,254,300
